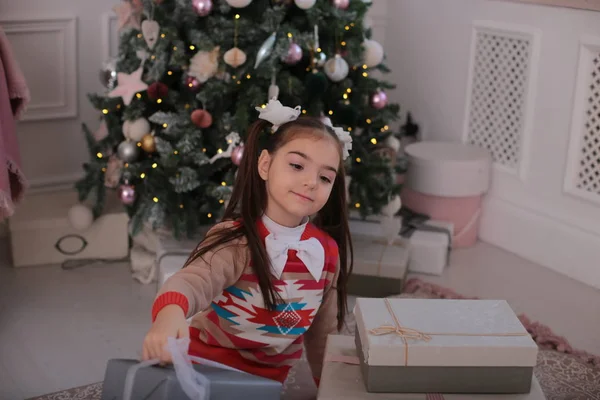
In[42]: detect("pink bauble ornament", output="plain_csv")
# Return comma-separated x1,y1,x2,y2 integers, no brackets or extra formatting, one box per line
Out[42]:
283,42,303,65
192,0,213,16
185,75,202,92
332,0,350,9
118,184,136,205
231,144,244,166
370,90,388,109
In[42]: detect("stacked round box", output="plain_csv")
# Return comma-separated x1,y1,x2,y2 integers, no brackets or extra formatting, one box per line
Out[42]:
401,141,492,248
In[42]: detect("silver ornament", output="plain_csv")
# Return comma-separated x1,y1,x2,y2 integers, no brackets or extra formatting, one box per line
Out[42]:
254,32,277,69
313,51,327,67
117,140,140,163
99,58,118,90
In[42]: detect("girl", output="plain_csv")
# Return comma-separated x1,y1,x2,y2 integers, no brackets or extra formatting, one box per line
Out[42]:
143,100,354,386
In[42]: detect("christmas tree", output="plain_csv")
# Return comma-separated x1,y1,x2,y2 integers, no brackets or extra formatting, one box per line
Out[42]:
76,0,418,239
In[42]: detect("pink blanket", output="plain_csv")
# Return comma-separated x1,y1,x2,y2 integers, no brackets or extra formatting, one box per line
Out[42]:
0,27,29,219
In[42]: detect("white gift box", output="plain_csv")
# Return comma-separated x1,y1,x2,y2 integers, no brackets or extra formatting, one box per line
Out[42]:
403,219,454,276
8,190,129,267
155,231,208,288
317,335,546,400
349,216,453,276
353,298,538,394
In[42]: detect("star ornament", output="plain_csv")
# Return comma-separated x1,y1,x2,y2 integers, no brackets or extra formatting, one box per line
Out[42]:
108,67,148,106
113,2,142,31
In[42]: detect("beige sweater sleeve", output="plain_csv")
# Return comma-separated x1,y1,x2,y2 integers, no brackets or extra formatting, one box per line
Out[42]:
303,257,341,380
157,221,249,318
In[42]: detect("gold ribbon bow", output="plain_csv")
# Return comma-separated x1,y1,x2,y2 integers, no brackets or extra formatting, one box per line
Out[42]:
368,298,531,366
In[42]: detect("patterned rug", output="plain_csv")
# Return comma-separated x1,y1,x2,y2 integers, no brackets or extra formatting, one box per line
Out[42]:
28,278,600,400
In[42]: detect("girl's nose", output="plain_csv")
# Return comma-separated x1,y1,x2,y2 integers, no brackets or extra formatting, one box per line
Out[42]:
304,174,317,189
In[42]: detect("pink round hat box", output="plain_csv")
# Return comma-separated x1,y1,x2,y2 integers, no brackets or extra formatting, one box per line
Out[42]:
400,141,492,248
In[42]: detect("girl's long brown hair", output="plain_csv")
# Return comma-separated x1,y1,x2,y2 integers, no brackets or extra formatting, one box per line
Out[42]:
184,117,353,331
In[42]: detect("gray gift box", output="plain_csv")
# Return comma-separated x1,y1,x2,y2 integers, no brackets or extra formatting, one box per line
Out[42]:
317,335,546,400
100,358,282,400
347,234,410,298
354,298,539,394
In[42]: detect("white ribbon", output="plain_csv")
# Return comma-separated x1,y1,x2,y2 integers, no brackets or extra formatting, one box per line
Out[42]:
122,337,247,400
255,99,353,160
265,234,325,281
255,99,301,131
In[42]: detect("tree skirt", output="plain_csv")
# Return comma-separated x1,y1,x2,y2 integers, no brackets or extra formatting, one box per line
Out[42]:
28,278,600,400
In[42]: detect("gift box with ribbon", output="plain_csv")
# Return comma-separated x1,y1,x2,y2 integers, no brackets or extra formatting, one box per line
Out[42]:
100,337,282,400
353,298,539,394
349,208,453,277
398,208,453,276
317,335,546,399
348,214,411,297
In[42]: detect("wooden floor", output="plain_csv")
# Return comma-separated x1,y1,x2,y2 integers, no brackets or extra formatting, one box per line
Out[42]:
1,240,599,399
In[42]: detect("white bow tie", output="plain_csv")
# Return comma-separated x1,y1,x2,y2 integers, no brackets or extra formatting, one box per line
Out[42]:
265,234,325,281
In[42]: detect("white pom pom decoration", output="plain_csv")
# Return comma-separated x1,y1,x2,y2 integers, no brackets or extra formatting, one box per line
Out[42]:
380,195,402,217
68,204,94,231
123,118,150,142
363,39,384,68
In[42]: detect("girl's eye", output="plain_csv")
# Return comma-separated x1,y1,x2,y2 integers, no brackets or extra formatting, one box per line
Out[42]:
320,176,333,184
290,163,303,170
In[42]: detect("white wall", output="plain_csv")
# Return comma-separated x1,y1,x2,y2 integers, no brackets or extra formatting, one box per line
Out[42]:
0,1,123,192
386,0,600,290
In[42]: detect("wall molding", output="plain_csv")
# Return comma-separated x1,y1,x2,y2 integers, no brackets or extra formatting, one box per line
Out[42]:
101,12,118,61
479,195,600,291
491,0,600,11
1,17,78,121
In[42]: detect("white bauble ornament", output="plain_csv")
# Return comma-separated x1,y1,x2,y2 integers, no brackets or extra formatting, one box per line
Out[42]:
223,47,247,68
384,135,401,153
226,0,252,7
68,204,94,231
295,0,316,9
380,195,402,217
324,54,349,82
123,118,150,142
363,39,384,68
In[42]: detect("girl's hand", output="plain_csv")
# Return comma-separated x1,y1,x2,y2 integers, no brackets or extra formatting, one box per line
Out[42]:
142,305,189,364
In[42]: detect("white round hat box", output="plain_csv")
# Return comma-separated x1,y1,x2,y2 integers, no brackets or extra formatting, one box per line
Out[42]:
401,141,492,247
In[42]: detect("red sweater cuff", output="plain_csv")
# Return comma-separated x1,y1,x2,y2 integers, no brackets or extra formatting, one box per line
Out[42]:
151,291,189,322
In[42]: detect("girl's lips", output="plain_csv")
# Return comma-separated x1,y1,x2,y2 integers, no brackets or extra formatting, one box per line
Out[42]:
292,191,313,202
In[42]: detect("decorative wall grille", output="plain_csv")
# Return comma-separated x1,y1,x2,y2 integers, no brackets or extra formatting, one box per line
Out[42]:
465,27,533,172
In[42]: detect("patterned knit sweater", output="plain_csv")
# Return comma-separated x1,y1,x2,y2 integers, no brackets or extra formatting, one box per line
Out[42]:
152,218,340,383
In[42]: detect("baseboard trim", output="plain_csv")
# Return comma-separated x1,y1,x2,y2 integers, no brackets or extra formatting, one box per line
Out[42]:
479,195,600,291
27,173,82,194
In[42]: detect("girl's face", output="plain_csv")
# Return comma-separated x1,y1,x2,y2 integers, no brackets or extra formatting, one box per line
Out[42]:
258,133,341,227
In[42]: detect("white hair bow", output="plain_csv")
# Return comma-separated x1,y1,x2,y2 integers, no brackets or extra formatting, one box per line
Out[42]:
255,99,301,131
255,99,353,160
324,122,353,161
